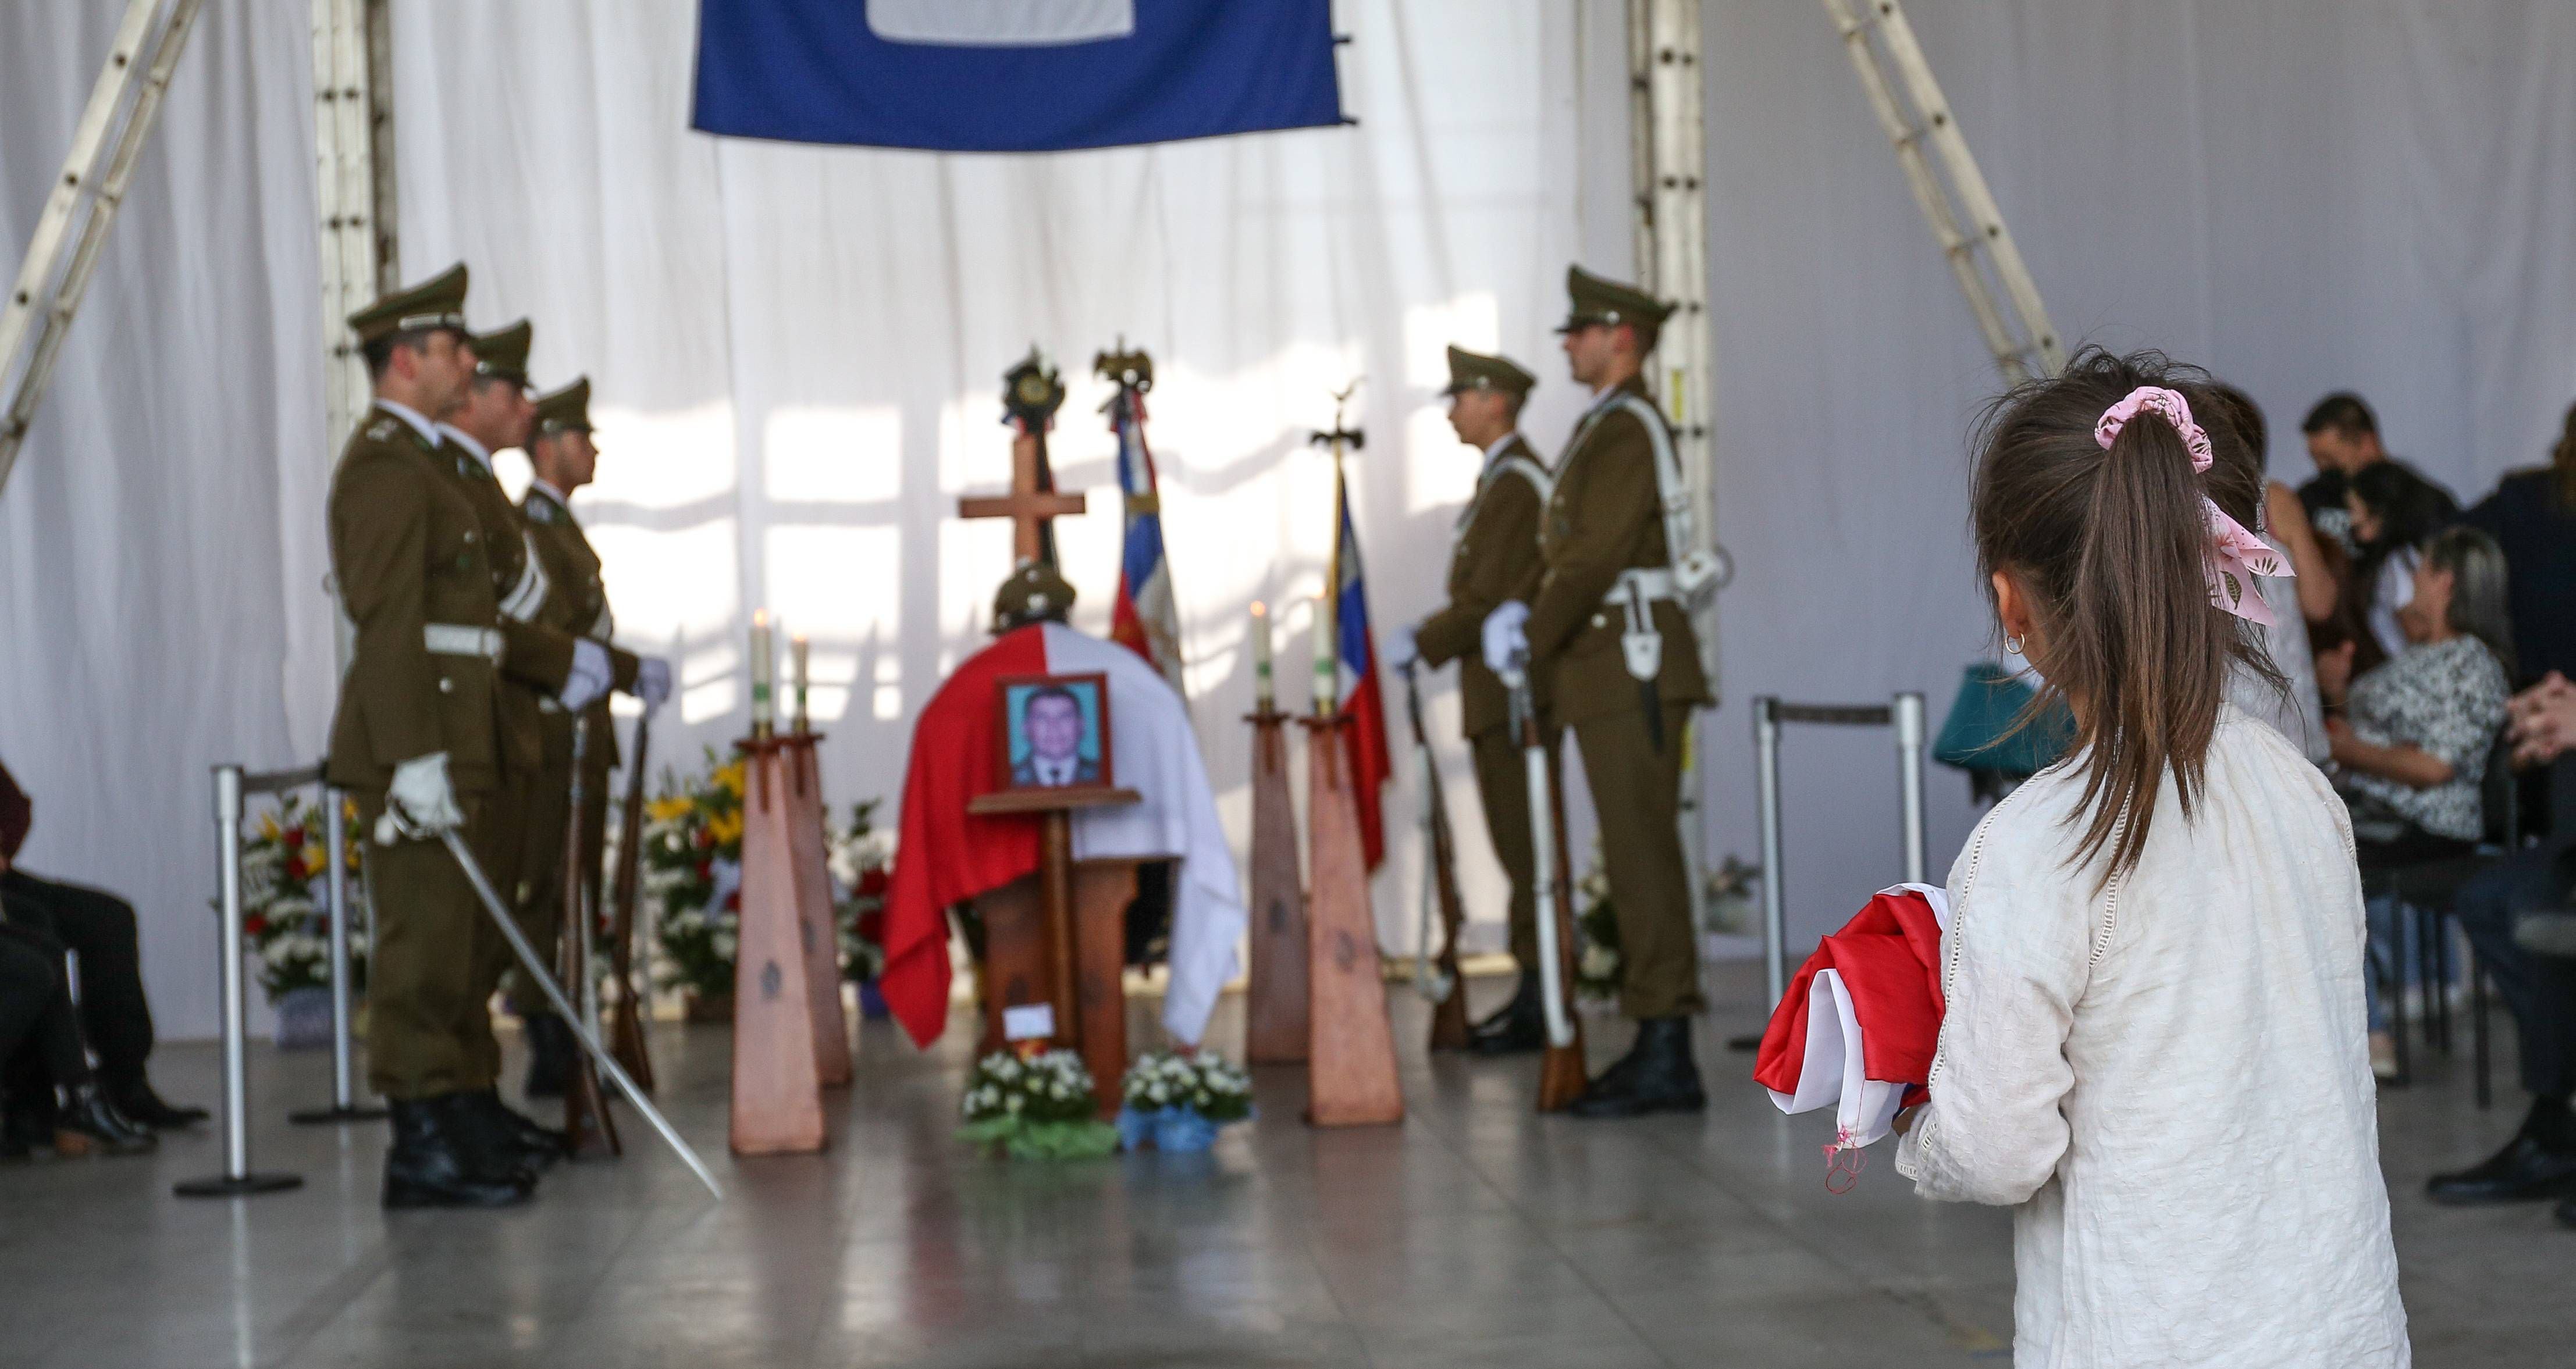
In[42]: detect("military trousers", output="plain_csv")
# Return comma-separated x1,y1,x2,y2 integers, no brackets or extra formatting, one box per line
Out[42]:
462,770,545,1072
356,789,504,1100
1569,702,1703,1019
514,725,612,1012
1467,725,1553,974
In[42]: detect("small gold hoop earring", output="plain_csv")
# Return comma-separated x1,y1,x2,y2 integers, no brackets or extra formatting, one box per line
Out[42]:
2004,634,2025,655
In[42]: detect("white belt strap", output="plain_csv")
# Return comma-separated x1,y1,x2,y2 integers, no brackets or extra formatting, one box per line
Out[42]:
585,602,615,644
424,623,503,661
499,532,550,623
1604,566,1677,606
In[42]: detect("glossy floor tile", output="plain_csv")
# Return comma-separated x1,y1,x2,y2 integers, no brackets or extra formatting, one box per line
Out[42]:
0,961,2559,1367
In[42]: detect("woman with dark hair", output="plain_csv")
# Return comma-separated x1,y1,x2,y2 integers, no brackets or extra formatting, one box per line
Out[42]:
2319,525,2514,1075
2462,400,2576,686
1894,350,2405,1366
2346,459,2456,660
2205,383,2331,762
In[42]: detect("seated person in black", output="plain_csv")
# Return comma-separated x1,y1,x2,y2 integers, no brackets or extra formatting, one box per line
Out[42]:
0,758,204,1130
1,922,156,1158
2460,401,2576,687
2426,672,2576,1223
2298,391,2458,557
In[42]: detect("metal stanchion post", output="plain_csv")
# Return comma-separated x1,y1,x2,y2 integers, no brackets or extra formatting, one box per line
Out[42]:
292,783,383,1124
1894,691,1928,885
1755,697,1788,1006
177,765,303,1197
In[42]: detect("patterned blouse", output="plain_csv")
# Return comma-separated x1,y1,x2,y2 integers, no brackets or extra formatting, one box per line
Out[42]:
2342,634,2509,841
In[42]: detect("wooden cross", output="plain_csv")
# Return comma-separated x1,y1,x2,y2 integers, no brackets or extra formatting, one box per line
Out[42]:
958,427,1085,562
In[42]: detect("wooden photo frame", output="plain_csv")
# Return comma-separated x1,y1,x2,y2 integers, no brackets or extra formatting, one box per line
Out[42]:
992,672,1116,796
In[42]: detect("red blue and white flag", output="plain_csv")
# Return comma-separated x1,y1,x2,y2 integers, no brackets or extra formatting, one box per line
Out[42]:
1331,463,1394,870
1108,384,1186,697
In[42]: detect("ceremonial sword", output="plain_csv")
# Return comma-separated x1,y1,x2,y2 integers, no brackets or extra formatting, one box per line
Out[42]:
436,797,724,1200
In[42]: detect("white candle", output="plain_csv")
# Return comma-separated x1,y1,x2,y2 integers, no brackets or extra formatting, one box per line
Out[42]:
1312,593,1336,716
1250,601,1273,712
791,633,811,730
749,609,774,735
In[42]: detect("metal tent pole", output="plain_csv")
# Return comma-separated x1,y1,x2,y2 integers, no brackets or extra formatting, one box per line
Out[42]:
1895,691,1928,885
0,0,207,501
291,785,383,1124
1818,0,2062,383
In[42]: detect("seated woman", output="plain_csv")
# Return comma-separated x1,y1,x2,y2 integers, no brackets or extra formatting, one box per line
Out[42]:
2345,459,2457,662
2318,525,2514,1076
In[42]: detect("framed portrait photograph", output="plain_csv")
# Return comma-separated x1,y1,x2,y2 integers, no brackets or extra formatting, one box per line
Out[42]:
993,672,1115,794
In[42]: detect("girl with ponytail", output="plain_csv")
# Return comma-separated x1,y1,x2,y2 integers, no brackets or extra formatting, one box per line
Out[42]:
1894,351,2408,1366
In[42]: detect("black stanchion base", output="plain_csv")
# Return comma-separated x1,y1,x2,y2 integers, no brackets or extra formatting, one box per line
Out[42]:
1724,1032,1764,1052
289,1104,389,1125
174,1172,304,1199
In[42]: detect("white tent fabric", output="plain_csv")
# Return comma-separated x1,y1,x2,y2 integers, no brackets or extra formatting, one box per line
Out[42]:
4,0,2573,1038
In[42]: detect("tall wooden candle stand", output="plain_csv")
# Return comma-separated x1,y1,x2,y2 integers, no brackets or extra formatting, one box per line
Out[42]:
1243,704,1308,1064
780,730,853,1086
728,734,828,1156
1299,713,1403,1128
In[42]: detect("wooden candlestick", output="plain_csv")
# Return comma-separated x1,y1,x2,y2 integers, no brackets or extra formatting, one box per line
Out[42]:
1299,713,1403,1128
1242,703,1307,1064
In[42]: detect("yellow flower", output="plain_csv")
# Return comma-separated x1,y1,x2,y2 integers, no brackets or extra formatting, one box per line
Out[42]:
714,761,747,797
706,810,744,847
259,813,283,842
647,796,695,823
301,844,326,875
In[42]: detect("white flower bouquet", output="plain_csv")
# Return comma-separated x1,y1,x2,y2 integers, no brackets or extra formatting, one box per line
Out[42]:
1115,1049,1255,1151
956,1049,1118,1160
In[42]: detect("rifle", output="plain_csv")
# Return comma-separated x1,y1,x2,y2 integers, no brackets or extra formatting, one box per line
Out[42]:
561,718,620,1158
1507,650,1588,1111
606,707,656,1092
1397,660,1471,1050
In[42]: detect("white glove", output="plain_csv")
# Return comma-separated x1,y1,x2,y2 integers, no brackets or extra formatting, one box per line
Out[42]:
1481,601,1532,678
1387,624,1419,672
634,656,673,710
379,751,464,843
560,638,612,712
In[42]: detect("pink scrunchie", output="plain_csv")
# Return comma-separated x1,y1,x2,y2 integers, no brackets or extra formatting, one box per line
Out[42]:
2095,386,2289,625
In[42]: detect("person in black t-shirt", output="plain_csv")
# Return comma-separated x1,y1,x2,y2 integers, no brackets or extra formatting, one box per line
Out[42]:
2298,391,2457,555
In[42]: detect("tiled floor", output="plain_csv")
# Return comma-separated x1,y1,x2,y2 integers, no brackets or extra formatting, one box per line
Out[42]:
1,962,2564,1367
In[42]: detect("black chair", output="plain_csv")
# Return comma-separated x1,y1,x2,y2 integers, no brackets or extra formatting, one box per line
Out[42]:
2360,726,2520,1100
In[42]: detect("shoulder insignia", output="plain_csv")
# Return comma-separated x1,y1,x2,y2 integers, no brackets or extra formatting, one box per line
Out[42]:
364,418,397,442
525,499,556,524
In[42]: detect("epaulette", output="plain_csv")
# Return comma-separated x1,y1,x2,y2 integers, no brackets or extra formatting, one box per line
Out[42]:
364,417,398,442
524,498,557,525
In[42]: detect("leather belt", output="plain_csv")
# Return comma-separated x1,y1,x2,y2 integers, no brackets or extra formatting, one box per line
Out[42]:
423,623,504,661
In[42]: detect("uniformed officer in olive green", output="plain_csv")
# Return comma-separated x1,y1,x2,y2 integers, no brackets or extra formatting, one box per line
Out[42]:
1483,266,1711,1118
431,323,613,1158
514,377,667,1093
1387,346,1556,1055
324,265,535,1208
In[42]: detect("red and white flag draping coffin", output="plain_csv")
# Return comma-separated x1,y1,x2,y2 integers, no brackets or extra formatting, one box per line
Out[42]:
880,622,1245,1048
1752,883,1951,1151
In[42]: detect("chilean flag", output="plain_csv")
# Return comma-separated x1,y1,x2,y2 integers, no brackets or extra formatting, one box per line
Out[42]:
1108,385,1186,697
1753,885,1951,1156
1331,464,1394,870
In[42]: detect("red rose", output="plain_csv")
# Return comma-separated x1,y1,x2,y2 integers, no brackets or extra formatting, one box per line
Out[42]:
858,868,889,896
723,890,741,912
244,915,268,935
855,910,885,943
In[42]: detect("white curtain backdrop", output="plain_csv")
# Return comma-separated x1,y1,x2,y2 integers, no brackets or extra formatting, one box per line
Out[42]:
4,0,2571,1038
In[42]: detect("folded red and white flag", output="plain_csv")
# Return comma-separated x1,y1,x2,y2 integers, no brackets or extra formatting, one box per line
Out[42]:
1752,883,1950,1153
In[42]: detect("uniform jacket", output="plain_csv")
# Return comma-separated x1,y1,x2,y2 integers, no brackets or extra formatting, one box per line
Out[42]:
522,482,639,775
325,406,506,793
436,434,576,780
1527,377,1709,726
1414,433,1549,739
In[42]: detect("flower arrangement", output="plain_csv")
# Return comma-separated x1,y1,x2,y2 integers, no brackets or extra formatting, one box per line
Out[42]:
1574,838,1621,1001
828,798,892,986
1114,1049,1254,1152
237,792,368,1001
642,748,746,1002
956,1049,1119,1160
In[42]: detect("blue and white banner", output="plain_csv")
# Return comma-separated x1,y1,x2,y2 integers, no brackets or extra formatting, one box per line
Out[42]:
692,0,1346,152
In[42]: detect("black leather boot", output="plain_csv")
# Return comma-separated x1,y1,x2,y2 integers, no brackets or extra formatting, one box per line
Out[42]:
522,1014,574,1099
2426,1098,2576,1205
383,1096,535,1209
472,1088,567,1171
1568,1017,1706,1120
52,1083,158,1156
1470,976,1546,1056
109,1078,209,1130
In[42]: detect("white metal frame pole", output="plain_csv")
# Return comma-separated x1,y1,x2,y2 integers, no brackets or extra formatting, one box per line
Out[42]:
1819,0,2062,383
311,0,398,671
0,0,205,501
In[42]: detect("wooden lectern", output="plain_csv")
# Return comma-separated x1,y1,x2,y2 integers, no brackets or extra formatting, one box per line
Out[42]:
967,787,1143,1118
1300,714,1403,1128
1242,703,1308,1064
779,731,853,1086
728,735,830,1155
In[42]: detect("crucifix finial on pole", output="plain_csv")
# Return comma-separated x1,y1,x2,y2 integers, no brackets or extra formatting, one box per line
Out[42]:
961,346,1083,564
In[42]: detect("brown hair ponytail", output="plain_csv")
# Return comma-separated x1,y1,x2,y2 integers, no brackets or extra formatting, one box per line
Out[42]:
1970,350,2275,883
